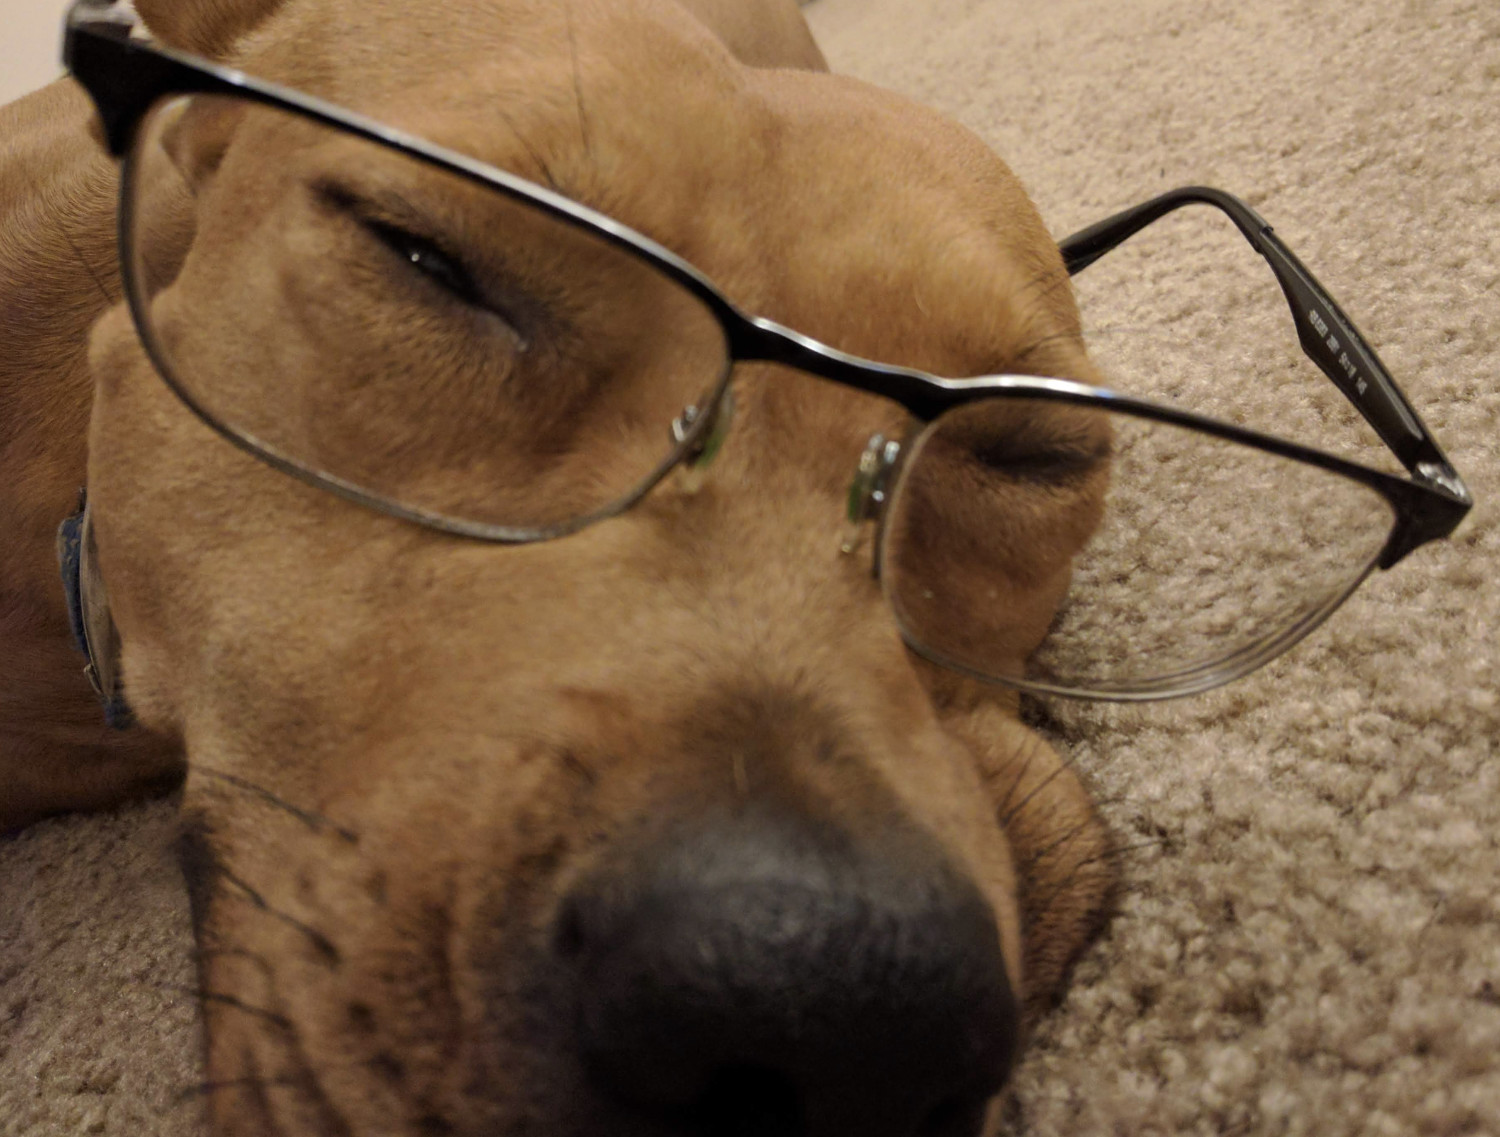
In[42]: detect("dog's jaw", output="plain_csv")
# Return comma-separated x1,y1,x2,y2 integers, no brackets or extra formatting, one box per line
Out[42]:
172,687,1105,1136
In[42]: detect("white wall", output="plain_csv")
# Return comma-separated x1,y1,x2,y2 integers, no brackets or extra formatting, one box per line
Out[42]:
1,0,73,106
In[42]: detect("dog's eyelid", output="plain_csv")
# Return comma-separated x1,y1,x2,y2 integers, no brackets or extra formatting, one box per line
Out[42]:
367,217,483,302
969,437,1110,484
929,407,1114,489
318,182,474,280
315,179,536,336
312,177,440,237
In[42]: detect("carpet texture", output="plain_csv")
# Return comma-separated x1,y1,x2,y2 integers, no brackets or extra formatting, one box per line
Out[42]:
2,0,1496,1133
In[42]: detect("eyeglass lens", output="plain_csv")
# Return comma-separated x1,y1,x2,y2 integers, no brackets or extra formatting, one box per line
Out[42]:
122,94,730,535
882,398,1396,696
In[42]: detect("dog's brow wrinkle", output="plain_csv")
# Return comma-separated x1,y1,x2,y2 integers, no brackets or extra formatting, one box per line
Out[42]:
491,104,564,195
566,2,593,165
347,1001,379,1034
365,867,390,906
196,766,360,843
1019,265,1074,307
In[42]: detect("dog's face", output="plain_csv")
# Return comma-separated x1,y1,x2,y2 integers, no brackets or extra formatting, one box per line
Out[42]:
85,0,1112,1132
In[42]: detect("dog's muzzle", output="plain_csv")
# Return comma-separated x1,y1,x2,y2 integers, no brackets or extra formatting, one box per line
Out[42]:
558,801,1018,1137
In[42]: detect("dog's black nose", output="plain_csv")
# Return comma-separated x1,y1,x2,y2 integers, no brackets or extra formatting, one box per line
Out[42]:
558,804,1017,1137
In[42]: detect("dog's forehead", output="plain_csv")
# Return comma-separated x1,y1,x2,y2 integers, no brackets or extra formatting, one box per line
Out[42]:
233,0,1078,375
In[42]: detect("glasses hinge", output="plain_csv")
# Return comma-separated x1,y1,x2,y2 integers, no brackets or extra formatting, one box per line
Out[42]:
1413,461,1472,504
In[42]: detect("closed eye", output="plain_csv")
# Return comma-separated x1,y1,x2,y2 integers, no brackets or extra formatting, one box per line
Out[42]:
313,179,532,339
969,433,1111,484
931,399,1113,488
364,217,483,306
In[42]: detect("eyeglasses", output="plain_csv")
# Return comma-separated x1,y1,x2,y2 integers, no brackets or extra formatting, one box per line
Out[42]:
65,0,1471,701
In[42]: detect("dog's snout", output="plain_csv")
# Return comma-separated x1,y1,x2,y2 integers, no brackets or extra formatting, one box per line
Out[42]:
558,805,1018,1137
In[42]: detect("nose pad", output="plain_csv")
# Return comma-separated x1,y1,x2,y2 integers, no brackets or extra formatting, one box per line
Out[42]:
841,433,902,557
557,804,1017,1137
672,387,737,494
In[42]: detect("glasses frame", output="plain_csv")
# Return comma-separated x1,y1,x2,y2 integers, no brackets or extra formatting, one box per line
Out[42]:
64,0,1472,698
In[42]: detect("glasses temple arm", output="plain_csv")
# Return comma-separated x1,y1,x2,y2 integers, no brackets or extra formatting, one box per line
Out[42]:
1059,186,1468,499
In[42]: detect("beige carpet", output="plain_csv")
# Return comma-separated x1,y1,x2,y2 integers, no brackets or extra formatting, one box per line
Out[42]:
3,0,1497,1132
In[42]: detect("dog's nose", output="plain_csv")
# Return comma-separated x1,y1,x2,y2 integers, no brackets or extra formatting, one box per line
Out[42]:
558,805,1018,1137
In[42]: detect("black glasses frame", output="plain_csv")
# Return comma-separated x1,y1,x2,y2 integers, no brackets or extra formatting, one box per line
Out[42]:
64,0,1470,603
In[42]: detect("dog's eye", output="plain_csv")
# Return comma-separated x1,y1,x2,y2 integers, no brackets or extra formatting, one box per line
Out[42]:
366,220,482,305
930,403,1112,490
968,435,1110,485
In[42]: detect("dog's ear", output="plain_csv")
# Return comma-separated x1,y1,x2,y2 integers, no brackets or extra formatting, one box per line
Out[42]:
134,0,286,57
157,96,245,193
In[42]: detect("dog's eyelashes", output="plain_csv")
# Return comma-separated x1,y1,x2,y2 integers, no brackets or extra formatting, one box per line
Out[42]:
367,219,484,306
926,403,1113,493
313,181,480,304
968,436,1110,486
314,181,540,344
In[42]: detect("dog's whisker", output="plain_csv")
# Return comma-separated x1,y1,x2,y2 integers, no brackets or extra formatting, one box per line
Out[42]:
1077,791,1134,815
119,977,290,1028
1098,836,1173,859
173,1075,303,1106
166,980,366,1130
198,989,294,1029
165,996,360,1129
196,945,276,974
1014,325,1084,368
999,744,1083,829
1041,836,1169,878
1017,264,1076,309
1022,837,1172,926
193,767,359,844
210,864,343,967
994,743,1043,824
1015,814,1100,875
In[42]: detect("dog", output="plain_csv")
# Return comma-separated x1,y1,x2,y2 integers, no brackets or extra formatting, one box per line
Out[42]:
0,0,1115,1133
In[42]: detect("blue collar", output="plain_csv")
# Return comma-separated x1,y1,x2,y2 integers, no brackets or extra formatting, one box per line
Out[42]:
57,493,134,729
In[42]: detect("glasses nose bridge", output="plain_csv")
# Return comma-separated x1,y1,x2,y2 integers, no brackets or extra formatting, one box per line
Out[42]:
717,317,952,560
676,362,908,570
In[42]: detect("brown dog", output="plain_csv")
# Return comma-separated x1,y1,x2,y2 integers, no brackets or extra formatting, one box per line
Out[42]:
0,0,1113,1133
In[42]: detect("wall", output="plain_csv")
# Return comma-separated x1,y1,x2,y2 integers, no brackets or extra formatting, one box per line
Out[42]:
2,0,72,105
